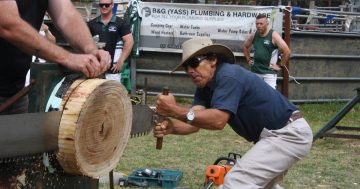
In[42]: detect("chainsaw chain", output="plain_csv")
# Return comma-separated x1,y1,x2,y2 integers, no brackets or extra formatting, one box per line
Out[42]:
0,154,40,164
0,152,67,188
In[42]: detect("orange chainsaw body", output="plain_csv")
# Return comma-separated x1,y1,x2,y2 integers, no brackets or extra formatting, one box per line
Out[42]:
204,164,233,185
203,153,242,187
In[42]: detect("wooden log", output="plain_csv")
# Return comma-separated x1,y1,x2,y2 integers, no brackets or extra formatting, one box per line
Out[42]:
57,79,132,178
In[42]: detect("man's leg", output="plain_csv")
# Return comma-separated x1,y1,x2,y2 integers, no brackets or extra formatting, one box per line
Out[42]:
263,74,277,89
255,74,277,89
223,118,313,189
264,172,286,189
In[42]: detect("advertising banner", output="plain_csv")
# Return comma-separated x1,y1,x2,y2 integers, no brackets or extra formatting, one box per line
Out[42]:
138,2,283,55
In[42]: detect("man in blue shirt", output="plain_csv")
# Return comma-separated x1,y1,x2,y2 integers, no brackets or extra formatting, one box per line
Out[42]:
154,37,313,189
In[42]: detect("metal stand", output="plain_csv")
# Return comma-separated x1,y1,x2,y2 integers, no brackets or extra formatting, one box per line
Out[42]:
109,170,114,189
313,87,360,141
130,57,137,95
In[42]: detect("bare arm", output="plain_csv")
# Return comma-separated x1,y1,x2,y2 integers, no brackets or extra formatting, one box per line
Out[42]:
154,101,230,138
48,0,111,73
44,30,56,43
157,118,200,136
47,0,96,54
272,31,291,66
190,108,230,130
111,33,134,73
42,24,56,43
242,32,255,65
0,1,109,78
0,1,68,61
156,94,230,131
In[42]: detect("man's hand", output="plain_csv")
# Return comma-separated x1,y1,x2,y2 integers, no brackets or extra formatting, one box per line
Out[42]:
64,53,104,78
248,59,254,66
111,61,123,73
92,49,111,74
154,119,173,138
42,24,49,32
270,64,282,71
156,94,177,117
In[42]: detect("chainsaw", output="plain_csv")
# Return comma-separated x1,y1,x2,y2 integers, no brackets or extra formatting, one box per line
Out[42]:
0,62,155,158
203,152,242,189
0,62,156,188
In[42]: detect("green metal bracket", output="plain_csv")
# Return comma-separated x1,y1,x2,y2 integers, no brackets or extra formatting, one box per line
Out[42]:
28,62,72,112
313,87,360,141
120,61,132,93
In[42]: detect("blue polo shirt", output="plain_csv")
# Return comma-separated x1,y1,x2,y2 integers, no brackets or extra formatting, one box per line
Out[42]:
193,63,297,142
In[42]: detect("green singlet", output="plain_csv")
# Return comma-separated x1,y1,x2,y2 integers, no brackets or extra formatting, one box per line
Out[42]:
251,29,278,74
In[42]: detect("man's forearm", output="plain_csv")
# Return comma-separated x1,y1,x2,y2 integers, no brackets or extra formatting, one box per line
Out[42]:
279,50,291,66
190,109,228,130
44,30,56,44
117,43,133,64
0,14,71,66
49,0,97,54
243,48,252,62
170,106,228,131
242,34,254,63
117,34,134,64
170,118,200,135
59,15,96,54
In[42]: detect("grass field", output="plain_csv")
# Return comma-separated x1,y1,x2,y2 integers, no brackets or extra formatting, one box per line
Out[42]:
105,101,360,189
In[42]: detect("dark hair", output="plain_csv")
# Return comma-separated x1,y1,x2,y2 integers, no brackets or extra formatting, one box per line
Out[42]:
256,14,267,20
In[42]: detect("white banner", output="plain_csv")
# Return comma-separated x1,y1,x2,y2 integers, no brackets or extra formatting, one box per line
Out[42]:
138,2,283,54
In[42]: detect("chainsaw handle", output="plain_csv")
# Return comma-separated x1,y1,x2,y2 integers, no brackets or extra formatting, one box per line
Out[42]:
162,87,169,96
156,87,169,150
213,157,237,166
0,82,33,113
228,152,242,160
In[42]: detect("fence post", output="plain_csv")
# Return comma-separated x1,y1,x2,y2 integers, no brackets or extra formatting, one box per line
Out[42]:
282,6,291,98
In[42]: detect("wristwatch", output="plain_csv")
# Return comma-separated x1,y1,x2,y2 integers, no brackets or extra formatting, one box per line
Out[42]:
186,109,195,124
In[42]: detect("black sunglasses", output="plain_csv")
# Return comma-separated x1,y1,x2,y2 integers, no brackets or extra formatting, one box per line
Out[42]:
182,53,216,71
98,3,111,8
182,55,208,71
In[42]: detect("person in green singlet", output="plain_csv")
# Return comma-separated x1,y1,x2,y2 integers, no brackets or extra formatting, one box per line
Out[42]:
243,14,291,89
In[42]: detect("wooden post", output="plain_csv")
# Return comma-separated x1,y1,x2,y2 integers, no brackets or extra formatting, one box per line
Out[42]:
282,7,291,98
156,87,169,150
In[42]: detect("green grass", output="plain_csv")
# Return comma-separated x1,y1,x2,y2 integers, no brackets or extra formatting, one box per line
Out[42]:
103,101,360,189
